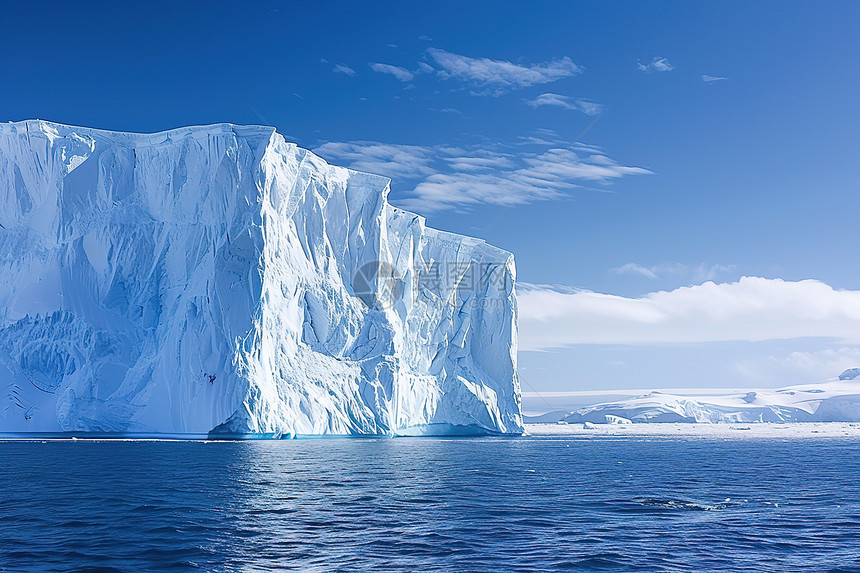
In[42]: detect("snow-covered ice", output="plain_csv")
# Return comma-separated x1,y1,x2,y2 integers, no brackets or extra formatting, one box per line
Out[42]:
0,120,522,437
525,421,860,439
558,369,860,425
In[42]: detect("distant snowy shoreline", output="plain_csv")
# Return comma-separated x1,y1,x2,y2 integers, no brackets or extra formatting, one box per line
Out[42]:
525,369,860,426
526,422,860,439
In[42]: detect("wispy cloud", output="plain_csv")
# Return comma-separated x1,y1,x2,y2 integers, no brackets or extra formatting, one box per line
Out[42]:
637,57,674,72
777,347,860,375
572,100,604,116
332,63,356,77
525,93,604,116
518,277,860,350
731,346,860,387
611,262,735,282
517,128,568,147
313,142,437,181
768,346,860,376
315,139,650,212
702,74,728,84
427,49,581,94
611,263,658,279
369,62,414,82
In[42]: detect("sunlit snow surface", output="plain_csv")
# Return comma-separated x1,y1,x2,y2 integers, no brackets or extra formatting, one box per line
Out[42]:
556,369,860,425
0,121,521,437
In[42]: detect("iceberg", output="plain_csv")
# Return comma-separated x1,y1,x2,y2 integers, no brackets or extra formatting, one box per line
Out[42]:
0,120,522,437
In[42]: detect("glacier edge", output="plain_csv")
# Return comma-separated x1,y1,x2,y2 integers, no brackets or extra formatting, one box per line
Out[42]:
0,120,522,437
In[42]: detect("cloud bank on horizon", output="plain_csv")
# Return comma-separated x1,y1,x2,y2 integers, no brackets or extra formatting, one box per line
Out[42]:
518,277,860,350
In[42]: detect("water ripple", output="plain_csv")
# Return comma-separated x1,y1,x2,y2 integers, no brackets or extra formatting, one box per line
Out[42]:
1,437,859,571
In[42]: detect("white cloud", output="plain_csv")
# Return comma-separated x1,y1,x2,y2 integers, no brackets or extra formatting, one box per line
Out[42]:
517,128,567,147
611,263,658,279
427,49,581,93
369,62,414,82
779,347,860,376
332,63,356,77
770,346,860,376
315,139,650,212
637,57,674,72
702,74,728,84
573,100,605,116
314,141,437,180
729,346,860,387
518,277,860,350
525,93,604,116
526,93,573,109
611,262,735,282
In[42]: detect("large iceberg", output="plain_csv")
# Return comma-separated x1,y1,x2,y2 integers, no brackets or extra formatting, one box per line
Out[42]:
0,120,522,437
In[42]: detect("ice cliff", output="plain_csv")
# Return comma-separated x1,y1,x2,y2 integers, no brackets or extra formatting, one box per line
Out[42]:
0,120,522,437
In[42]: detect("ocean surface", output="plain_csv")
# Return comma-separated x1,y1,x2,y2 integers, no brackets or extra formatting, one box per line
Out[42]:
1,435,859,572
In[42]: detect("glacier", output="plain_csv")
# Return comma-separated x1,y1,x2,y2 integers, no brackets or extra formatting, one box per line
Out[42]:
562,369,860,424
0,120,522,437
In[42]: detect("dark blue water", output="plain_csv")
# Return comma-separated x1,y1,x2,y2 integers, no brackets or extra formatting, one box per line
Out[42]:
2,436,859,572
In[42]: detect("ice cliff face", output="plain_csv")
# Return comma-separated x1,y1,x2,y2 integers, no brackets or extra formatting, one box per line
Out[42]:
0,120,521,436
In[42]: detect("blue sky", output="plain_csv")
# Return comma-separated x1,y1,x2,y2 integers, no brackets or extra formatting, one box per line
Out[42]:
3,1,859,397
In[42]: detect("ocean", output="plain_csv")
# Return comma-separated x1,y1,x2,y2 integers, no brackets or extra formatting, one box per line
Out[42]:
1,434,859,572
